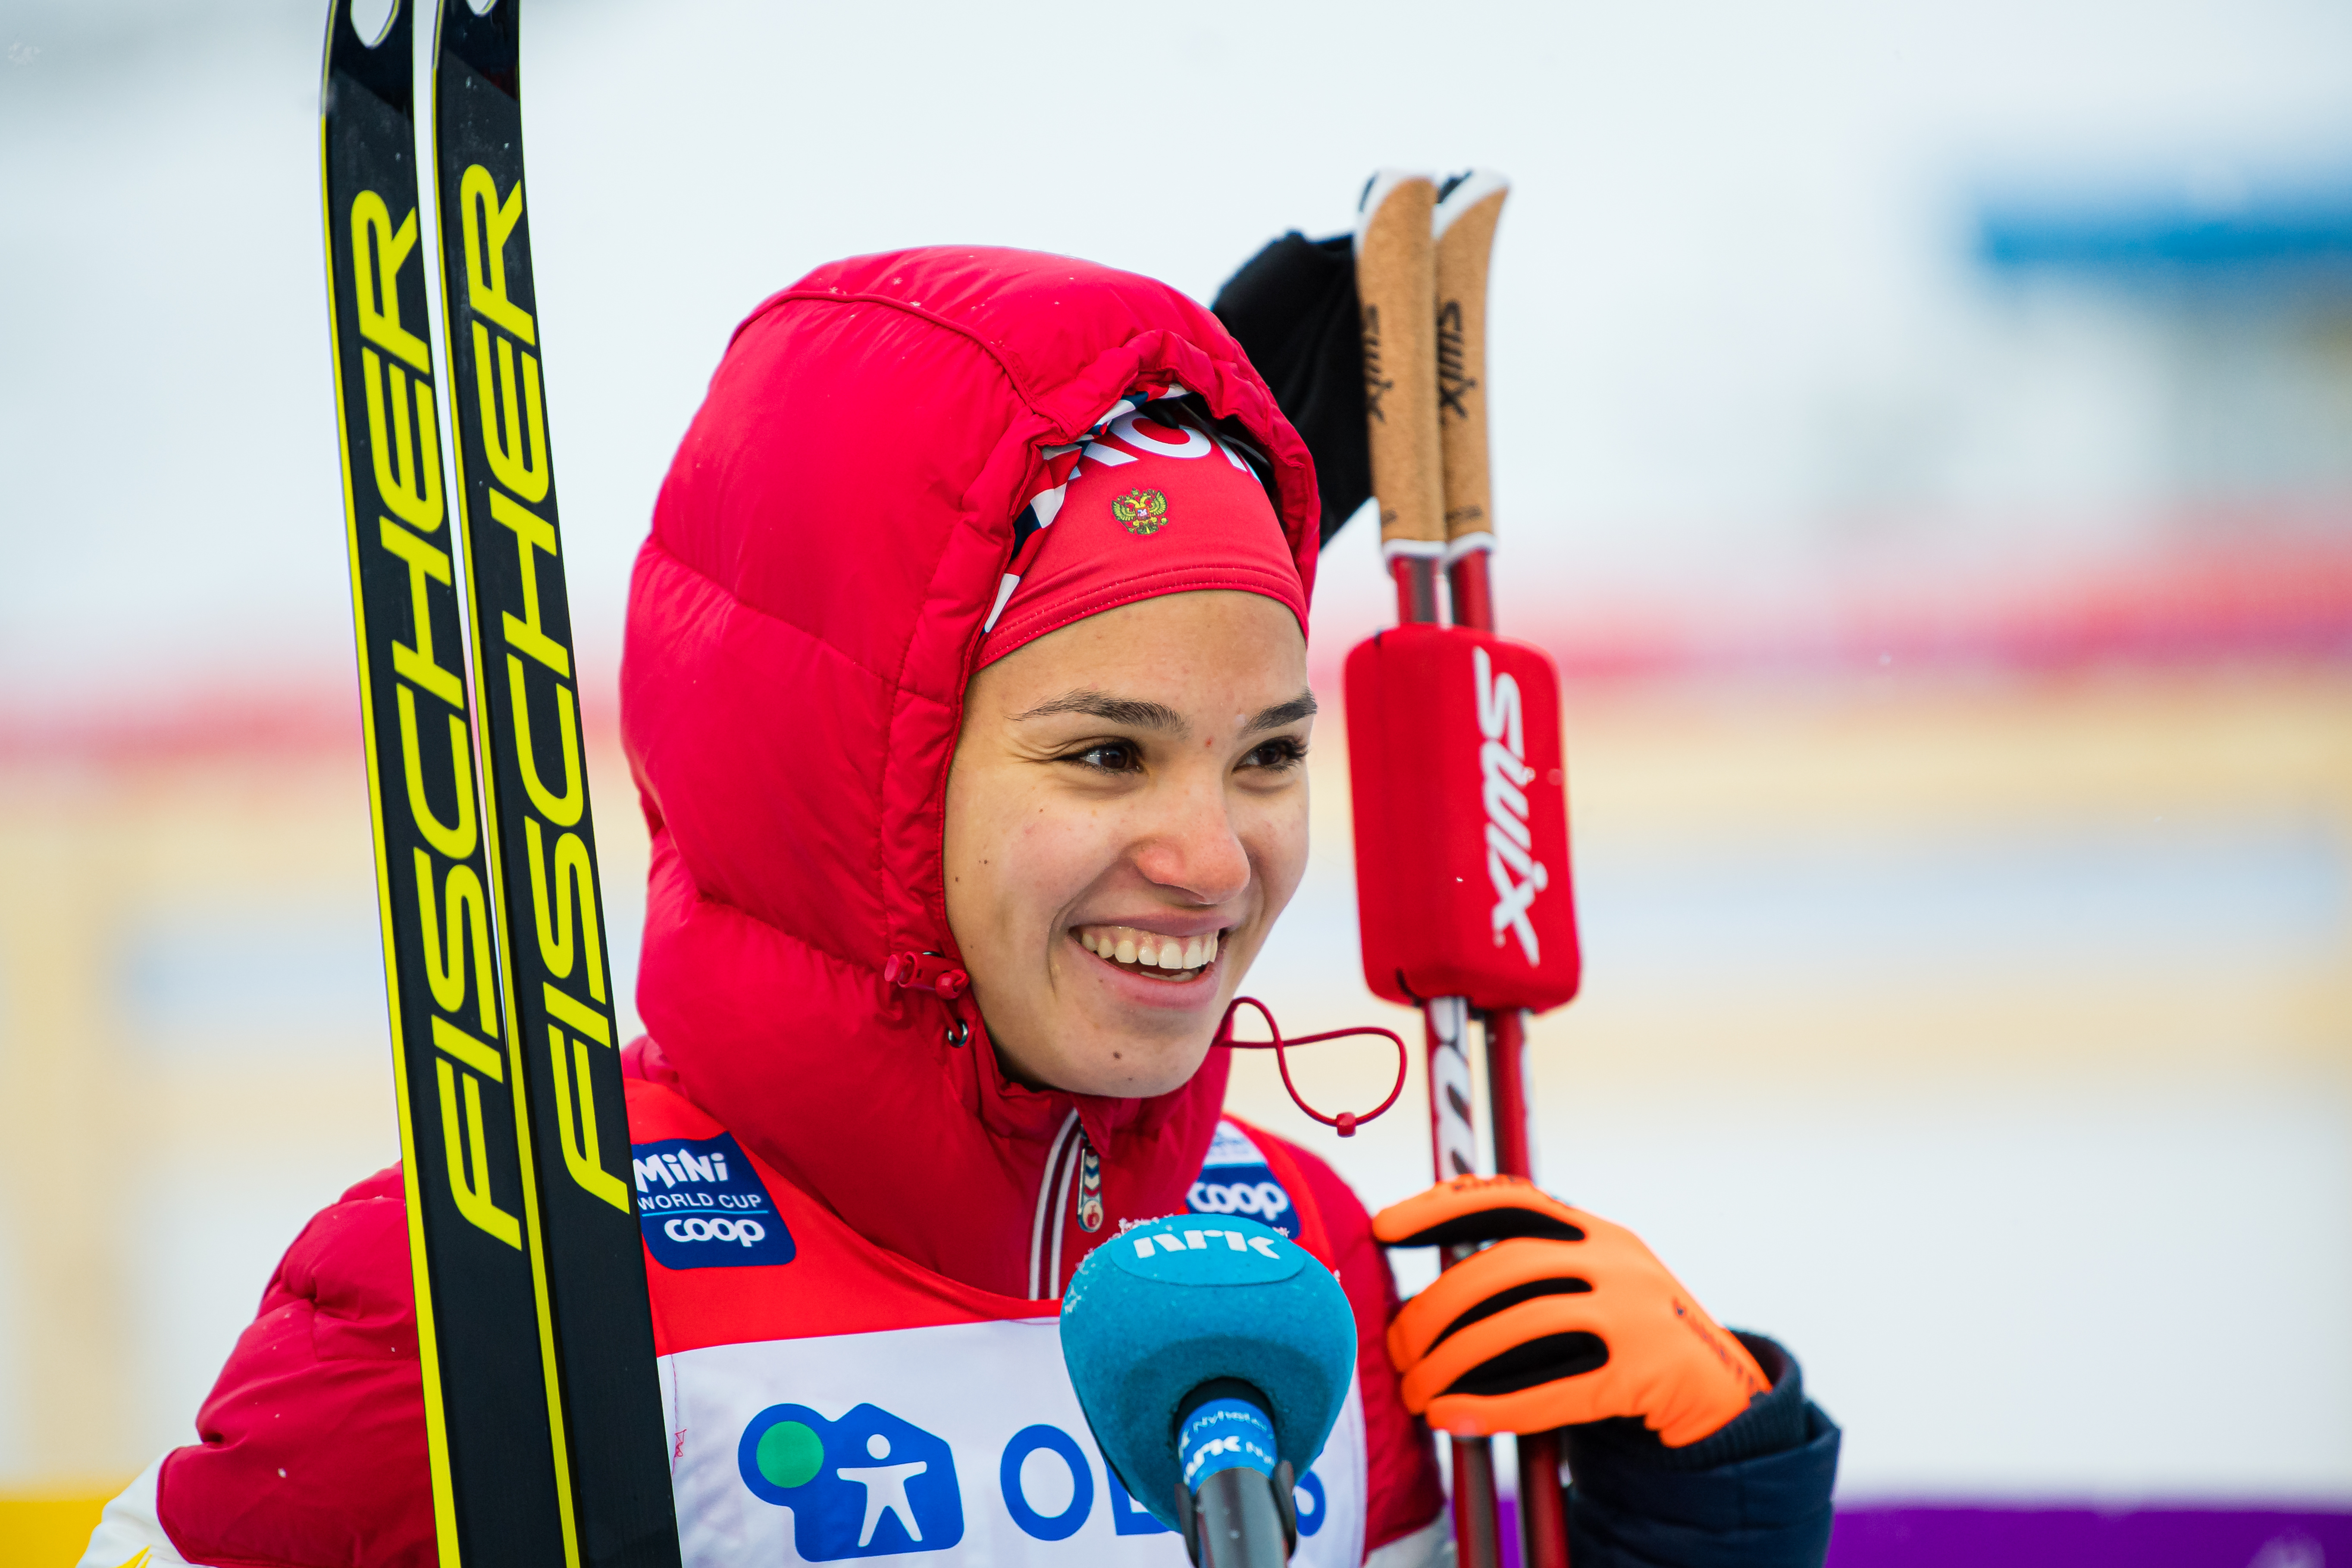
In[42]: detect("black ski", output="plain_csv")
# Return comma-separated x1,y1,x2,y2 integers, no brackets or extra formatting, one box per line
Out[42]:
427,1,681,1565
318,2,571,1562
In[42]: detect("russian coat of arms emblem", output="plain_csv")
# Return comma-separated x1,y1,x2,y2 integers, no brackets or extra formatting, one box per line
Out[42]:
1112,488,1168,535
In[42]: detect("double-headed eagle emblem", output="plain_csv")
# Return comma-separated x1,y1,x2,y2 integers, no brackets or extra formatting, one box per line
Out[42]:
1111,488,1168,535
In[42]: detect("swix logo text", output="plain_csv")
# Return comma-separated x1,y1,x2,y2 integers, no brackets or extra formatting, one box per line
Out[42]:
1360,304,1394,426
1436,300,1477,422
1475,646,1547,964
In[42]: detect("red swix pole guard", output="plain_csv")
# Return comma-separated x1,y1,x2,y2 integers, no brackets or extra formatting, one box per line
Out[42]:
1344,625,1581,1012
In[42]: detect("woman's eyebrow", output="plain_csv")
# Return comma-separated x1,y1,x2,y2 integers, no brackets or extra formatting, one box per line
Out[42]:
1243,690,1318,734
1012,690,1189,734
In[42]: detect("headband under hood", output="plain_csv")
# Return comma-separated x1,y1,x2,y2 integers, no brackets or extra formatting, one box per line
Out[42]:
976,397,1306,667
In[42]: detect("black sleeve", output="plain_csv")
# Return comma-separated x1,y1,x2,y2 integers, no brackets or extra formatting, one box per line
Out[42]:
1209,232,1371,546
1557,1333,1841,1568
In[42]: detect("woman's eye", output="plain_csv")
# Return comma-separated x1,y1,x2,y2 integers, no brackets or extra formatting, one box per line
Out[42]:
1065,741,1141,773
1240,737,1307,772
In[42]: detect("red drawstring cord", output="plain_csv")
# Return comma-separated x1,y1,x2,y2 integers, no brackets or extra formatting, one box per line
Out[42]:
884,951,970,1001
1214,996,1409,1138
884,963,1405,1125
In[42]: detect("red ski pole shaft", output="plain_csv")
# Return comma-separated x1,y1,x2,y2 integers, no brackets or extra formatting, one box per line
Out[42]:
1435,170,1571,1568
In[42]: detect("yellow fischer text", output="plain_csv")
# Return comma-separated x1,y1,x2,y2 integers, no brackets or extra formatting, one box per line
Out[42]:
459,164,536,345
490,490,570,676
474,322,550,503
508,654,583,827
437,1058,523,1249
526,818,606,999
351,191,432,371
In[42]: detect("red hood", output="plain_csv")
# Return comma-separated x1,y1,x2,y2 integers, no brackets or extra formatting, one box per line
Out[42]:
621,247,1321,1298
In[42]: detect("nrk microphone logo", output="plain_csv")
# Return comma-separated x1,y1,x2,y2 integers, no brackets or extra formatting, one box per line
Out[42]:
633,1132,794,1271
739,1403,964,1560
1186,1121,1297,1240
1475,645,1548,965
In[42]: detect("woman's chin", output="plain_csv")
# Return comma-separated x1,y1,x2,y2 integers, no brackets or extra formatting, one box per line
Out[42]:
1049,1011,1219,1100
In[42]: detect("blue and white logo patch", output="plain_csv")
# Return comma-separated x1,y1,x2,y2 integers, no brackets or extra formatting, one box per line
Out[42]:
1186,1121,1297,1240
739,1402,965,1559
633,1132,794,1271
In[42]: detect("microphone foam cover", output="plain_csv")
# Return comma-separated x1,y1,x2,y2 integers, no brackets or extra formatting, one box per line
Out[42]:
1060,1214,1355,1528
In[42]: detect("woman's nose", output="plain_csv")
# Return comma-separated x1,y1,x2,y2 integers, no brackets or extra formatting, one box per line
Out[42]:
1131,775,1250,904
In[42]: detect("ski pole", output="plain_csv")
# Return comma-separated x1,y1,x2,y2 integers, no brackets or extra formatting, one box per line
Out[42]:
1354,169,1505,1568
1433,169,1572,1568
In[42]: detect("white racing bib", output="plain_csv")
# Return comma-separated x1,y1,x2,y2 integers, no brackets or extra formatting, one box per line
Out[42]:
633,1088,1369,1567
665,1321,1365,1566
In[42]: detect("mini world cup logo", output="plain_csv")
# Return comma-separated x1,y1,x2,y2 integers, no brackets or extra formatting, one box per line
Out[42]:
1112,488,1168,535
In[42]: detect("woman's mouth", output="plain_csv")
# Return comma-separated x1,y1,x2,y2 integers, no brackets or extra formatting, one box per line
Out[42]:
1076,925,1220,980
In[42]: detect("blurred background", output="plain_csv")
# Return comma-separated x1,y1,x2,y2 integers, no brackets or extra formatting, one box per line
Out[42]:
4,0,2351,1562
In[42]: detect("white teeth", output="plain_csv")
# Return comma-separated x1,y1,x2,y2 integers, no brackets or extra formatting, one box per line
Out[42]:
1077,926,1222,971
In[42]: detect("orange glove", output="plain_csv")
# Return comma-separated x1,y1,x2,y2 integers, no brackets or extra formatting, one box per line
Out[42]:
1373,1176,1768,1446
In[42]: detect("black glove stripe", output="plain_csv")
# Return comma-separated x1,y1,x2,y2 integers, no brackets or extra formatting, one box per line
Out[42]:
1441,1332,1611,1398
1384,1213,1586,1250
1430,1276,1593,1350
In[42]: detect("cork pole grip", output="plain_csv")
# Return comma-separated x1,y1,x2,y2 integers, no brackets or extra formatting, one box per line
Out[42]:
1434,172,1508,546
1355,172,1444,554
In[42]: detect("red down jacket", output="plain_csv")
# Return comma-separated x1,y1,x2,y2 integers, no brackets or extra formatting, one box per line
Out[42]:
108,248,1444,1567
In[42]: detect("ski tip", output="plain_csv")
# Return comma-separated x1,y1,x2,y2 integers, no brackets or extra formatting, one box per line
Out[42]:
323,0,413,115
435,0,522,93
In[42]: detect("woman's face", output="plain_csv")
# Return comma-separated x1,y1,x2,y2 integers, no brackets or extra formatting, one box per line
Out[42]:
943,590,1313,1098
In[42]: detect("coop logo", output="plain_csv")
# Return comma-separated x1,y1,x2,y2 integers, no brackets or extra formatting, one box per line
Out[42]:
1187,1179,1292,1222
662,1214,767,1246
1475,646,1547,966
1187,1121,1297,1239
632,1132,794,1271
739,1403,964,1560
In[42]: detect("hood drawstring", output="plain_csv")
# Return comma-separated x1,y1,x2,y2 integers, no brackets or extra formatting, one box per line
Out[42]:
884,951,969,1000
1216,996,1410,1139
886,951,972,1048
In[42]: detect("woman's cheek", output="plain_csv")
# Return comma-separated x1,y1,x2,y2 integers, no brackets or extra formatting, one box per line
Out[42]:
1007,800,1109,919
1247,793,1312,911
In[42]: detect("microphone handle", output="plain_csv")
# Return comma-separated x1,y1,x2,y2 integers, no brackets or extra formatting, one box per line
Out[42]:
1191,1462,1295,1568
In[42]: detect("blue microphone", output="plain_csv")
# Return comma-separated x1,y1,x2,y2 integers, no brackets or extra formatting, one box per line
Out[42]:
1060,1214,1356,1565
